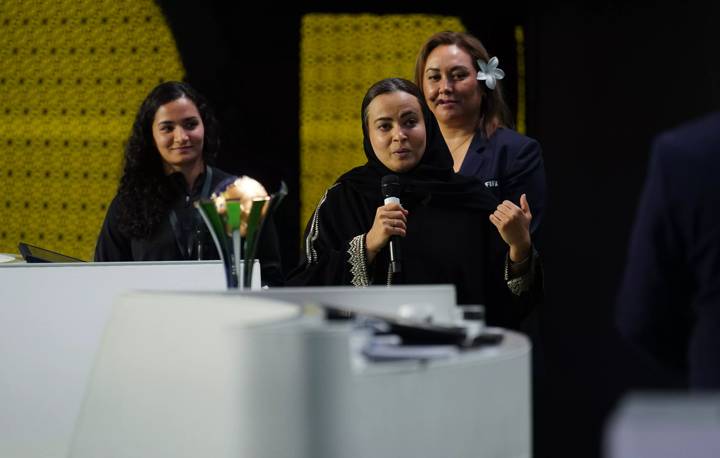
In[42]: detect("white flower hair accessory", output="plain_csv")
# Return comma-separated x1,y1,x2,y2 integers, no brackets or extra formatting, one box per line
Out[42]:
476,56,505,90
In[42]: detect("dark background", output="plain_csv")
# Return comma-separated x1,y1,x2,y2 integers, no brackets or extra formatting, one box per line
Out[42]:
159,2,720,457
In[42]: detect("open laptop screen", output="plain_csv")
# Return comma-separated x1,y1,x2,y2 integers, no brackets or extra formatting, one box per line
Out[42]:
18,242,85,263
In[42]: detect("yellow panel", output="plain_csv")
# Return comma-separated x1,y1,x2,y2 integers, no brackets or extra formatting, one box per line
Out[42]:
0,0,185,259
299,14,465,233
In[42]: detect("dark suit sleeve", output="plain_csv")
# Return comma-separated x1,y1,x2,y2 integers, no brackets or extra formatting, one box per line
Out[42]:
616,140,691,374
94,196,133,262
504,137,546,235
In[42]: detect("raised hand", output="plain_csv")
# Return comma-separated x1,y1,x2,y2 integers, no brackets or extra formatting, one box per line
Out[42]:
489,193,532,262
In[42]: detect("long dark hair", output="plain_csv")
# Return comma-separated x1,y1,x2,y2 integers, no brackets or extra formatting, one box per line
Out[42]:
116,81,220,238
414,31,514,137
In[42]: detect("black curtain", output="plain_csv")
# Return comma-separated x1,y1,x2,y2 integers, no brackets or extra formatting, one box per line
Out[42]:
159,1,301,271
528,2,720,456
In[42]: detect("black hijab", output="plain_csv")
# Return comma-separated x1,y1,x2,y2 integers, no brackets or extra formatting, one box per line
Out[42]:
338,78,497,211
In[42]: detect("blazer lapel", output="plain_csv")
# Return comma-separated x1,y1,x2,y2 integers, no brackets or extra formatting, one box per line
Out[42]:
459,132,488,176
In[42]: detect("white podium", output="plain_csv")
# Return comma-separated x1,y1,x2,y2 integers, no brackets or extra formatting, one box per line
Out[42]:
69,291,531,458
1,261,530,458
0,261,225,458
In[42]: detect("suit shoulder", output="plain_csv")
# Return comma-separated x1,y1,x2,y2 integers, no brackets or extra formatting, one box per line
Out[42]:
492,127,541,153
655,111,720,162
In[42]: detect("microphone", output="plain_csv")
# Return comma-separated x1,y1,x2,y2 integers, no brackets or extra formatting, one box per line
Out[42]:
381,174,402,274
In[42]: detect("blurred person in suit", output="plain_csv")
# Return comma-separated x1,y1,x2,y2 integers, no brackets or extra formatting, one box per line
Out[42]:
617,111,720,388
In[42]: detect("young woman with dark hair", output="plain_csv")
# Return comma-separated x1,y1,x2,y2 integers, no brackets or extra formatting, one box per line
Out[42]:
95,81,283,285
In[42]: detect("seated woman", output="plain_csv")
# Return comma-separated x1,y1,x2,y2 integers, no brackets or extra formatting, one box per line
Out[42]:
288,78,541,328
94,81,283,285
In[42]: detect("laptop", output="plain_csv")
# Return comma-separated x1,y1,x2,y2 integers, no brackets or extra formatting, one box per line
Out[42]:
18,242,85,263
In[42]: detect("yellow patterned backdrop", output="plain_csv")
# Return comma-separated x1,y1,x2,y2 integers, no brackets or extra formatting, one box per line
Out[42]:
299,14,465,232
0,0,184,260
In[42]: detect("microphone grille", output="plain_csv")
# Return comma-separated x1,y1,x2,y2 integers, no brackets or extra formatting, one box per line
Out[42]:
381,174,400,186
381,174,400,198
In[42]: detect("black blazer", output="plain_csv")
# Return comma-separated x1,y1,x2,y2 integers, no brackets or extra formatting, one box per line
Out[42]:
459,127,546,235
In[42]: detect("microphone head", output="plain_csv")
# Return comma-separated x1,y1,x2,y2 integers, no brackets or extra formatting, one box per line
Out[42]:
381,174,401,198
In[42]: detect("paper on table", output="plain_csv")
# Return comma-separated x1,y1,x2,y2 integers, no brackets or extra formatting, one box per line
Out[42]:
362,340,458,361
0,253,17,263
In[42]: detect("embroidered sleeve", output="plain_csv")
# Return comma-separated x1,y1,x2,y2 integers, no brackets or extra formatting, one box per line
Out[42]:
304,188,331,264
505,247,538,296
347,234,369,287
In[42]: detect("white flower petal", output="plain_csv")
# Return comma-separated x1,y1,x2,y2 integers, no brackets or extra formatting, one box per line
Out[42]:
485,76,497,90
493,68,505,80
477,71,488,81
477,59,488,73
488,56,499,69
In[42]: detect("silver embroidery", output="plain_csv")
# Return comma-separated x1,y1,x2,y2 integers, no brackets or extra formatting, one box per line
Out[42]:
305,185,337,264
505,248,537,296
348,234,369,287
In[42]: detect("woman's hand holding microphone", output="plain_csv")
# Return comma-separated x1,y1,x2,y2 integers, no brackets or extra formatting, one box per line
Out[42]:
365,202,408,264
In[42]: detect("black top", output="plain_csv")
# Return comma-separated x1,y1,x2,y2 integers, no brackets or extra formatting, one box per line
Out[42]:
289,181,539,327
288,95,539,328
94,166,283,286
